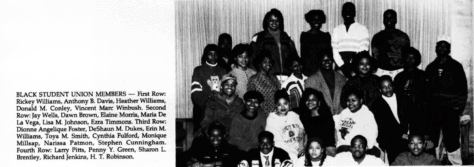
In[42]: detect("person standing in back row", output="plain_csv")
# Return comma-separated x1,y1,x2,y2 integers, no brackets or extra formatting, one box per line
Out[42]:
251,8,298,80
300,10,331,76
372,9,410,79
332,2,369,78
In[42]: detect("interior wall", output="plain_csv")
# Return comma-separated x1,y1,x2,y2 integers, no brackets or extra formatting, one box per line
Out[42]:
452,0,474,164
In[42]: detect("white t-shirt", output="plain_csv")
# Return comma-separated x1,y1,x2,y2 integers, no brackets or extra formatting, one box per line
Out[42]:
328,152,386,166
266,111,305,162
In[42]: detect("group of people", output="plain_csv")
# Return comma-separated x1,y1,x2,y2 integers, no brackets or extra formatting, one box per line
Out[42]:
185,2,470,167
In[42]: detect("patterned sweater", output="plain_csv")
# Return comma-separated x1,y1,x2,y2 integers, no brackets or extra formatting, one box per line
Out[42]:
247,72,281,114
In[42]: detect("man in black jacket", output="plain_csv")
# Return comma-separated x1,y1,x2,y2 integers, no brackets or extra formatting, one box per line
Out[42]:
241,131,292,167
186,122,244,167
372,75,408,164
425,37,469,165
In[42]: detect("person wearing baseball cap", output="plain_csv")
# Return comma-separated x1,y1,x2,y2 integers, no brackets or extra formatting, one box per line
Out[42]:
425,36,469,165
200,73,244,135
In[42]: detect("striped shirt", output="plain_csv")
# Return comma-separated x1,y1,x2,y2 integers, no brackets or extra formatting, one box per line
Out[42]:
331,22,370,66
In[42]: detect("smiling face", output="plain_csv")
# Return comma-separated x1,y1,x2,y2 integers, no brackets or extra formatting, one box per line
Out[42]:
245,98,260,117
435,41,450,57
208,128,224,148
235,51,249,68
206,50,218,65
308,141,323,160
310,14,323,30
276,98,290,116
259,136,274,154
358,57,371,76
321,54,333,70
380,80,394,97
351,137,367,159
221,80,237,97
305,94,320,111
260,57,273,72
267,14,280,31
346,94,363,113
408,135,425,157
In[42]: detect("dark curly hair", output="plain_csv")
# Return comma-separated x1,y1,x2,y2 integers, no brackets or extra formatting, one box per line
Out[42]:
351,51,377,75
341,87,365,108
284,56,304,72
232,43,252,59
274,89,289,104
244,90,265,103
218,33,232,46
401,47,421,67
304,10,326,24
299,88,331,116
316,47,334,67
262,8,284,31
253,50,275,72
200,44,219,65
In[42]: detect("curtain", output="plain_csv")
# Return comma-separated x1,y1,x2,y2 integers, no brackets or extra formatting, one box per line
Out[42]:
176,0,451,118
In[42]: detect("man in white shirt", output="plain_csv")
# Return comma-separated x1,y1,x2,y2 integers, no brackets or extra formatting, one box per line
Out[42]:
331,135,386,166
332,2,370,78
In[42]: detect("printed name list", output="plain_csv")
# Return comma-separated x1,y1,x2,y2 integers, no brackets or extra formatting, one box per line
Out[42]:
15,91,169,161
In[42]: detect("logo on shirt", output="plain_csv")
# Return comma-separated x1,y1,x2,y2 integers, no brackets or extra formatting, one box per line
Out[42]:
282,124,303,143
339,118,356,140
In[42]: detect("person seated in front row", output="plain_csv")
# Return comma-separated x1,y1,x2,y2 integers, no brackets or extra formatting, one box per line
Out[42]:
281,56,307,110
391,133,440,165
266,89,306,162
240,131,293,167
200,74,244,135
186,122,244,167
330,135,386,166
295,137,334,167
333,88,381,157
229,90,267,152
